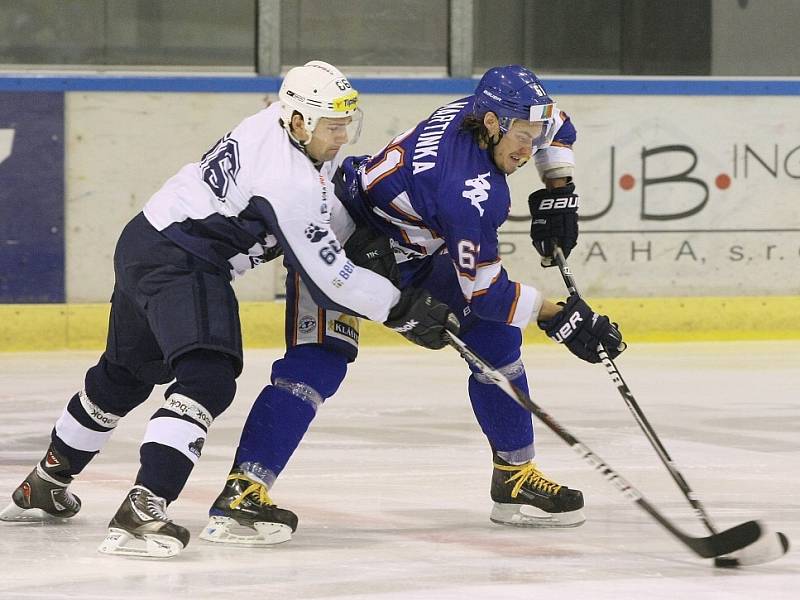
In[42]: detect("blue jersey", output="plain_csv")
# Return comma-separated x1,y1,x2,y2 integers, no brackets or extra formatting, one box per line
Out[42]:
351,97,575,328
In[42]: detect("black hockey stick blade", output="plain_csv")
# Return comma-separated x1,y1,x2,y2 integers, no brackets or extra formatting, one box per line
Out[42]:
445,331,790,562
715,526,790,566
681,520,761,558
551,247,791,565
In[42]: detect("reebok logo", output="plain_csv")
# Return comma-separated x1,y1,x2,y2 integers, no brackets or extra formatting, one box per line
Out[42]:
165,395,212,428
392,319,419,333
191,407,212,429
90,406,117,427
80,390,120,428
167,398,191,414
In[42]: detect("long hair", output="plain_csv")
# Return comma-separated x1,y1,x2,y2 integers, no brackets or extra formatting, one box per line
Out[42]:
459,114,491,146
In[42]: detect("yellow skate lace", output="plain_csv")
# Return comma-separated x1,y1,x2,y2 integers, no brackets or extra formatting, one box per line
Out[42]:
227,474,274,509
493,461,562,498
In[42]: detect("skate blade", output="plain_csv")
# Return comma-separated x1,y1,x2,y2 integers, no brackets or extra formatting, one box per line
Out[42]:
98,527,184,558
490,502,586,528
0,501,72,523
199,516,293,546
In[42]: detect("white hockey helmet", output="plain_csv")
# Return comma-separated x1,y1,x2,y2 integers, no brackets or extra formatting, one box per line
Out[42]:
279,60,362,144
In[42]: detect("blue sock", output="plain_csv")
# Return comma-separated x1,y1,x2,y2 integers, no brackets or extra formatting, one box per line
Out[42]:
463,321,534,460
233,345,347,486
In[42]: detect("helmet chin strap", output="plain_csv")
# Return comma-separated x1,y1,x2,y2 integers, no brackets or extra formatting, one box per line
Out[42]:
486,130,503,170
284,121,323,168
286,122,311,148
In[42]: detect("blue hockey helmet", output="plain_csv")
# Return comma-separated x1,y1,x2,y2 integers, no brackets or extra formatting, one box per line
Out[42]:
473,65,557,148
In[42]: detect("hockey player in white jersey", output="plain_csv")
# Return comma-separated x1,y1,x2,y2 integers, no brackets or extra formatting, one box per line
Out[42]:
0,61,458,558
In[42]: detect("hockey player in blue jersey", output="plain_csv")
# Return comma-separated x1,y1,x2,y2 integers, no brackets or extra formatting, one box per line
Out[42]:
0,61,458,557
203,65,625,543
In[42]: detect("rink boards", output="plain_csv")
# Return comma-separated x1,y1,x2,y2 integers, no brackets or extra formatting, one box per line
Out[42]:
2,296,799,352
0,76,798,349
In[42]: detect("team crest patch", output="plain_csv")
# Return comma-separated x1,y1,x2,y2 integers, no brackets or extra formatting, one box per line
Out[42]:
305,223,327,242
299,315,317,334
188,437,205,458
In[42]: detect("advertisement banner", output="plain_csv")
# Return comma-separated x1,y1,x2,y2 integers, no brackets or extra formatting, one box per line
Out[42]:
503,95,800,297
0,92,64,302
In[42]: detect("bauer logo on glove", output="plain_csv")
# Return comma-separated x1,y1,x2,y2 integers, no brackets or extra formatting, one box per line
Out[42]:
538,295,625,364
528,182,579,266
548,309,585,343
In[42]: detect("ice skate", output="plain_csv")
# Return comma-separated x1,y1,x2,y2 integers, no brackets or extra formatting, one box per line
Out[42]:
200,469,297,546
98,485,189,558
489,455,585,528
0,447,82,522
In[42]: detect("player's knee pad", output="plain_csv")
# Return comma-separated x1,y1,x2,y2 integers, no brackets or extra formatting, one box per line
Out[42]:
462,322,524,385
470,356,527,388
141,350,235,478
168,349,238,419
271,345,348,405
53,388,124,463
463,320,522,365
53,359,151,472
84,356,154,416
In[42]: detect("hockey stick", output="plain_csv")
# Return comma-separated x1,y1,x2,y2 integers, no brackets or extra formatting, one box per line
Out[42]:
552,246,722,533
446,330,779,562
550,246,789,565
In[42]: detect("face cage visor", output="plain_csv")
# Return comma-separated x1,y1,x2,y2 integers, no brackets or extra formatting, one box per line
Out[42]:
310,106,364,146
497,102,557,153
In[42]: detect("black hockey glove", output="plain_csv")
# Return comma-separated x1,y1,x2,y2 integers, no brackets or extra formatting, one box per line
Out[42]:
384,287,460,350
528,182,579,267
343,224,400,286
538,295,626,364
262,243,284,263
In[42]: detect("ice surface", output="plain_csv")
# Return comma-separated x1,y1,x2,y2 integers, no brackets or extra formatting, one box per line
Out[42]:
0,341,798,599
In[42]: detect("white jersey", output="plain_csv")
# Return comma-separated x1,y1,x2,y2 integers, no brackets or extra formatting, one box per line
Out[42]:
143,102,400,322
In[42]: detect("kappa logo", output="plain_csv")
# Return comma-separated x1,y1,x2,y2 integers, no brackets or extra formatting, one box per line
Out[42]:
462,172,491,216
305,223,328,242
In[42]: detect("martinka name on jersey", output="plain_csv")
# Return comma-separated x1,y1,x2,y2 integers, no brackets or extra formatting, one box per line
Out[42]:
411,100,469,174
